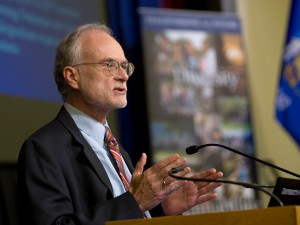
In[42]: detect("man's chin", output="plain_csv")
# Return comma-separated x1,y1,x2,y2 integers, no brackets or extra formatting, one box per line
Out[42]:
114,101,127,109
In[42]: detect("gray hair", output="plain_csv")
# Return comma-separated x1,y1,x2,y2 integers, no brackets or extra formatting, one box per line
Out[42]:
54,23,113,99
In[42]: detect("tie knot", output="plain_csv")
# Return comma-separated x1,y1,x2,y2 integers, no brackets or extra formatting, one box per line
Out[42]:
104,126,118,146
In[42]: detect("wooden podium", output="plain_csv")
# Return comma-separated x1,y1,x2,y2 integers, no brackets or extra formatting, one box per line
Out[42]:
106,206,300,225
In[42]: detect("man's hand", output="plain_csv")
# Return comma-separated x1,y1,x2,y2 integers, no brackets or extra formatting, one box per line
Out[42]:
161,168,223,215
129,153,188,212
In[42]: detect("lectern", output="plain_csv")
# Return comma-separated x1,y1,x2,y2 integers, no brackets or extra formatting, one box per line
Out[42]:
106,206,300,225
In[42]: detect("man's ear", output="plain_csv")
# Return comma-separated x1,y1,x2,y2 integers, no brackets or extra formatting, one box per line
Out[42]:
63,66,79,89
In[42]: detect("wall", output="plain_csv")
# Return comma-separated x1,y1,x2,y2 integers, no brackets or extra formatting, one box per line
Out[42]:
236,0,300,203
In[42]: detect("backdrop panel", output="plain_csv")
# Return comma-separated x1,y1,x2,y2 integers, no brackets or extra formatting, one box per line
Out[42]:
139,8,258,213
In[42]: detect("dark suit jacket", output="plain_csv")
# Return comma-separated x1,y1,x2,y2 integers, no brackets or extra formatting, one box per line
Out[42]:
17,107,162,225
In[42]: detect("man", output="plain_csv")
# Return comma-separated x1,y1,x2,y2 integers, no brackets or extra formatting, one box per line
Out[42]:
17,23,223,225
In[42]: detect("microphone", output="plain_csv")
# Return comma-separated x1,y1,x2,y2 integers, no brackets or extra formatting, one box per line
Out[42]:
168,167,284,206
186,143,300,179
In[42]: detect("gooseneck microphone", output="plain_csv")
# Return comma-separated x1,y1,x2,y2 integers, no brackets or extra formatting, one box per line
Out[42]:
186,143,300,179
168,167,284,206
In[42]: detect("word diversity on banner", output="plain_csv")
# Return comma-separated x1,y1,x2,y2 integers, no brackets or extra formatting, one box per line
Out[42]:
275,0,300,147
138,8,259,213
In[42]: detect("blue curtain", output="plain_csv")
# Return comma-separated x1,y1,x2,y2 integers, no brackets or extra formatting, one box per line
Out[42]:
106,0,162,165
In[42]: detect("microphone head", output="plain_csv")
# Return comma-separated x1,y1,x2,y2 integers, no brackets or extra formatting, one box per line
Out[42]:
186,145,199,155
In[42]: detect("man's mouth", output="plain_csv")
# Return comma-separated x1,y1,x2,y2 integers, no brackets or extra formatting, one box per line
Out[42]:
113,86,127,94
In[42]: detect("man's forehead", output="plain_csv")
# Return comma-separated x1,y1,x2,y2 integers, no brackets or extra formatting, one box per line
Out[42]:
81,29,113,44
80,31,126,61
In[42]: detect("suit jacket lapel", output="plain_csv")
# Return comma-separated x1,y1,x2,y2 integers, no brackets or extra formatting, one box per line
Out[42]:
56,106,114,194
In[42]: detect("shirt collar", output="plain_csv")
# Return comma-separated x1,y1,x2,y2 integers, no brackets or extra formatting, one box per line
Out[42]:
64,103,108,146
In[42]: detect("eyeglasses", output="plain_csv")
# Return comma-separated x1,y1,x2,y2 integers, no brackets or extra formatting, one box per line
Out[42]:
71,60,135,77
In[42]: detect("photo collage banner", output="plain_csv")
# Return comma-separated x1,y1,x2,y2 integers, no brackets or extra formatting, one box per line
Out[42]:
139,8,259,213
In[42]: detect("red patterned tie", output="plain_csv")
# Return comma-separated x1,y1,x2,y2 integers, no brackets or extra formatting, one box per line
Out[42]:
104,126,130,190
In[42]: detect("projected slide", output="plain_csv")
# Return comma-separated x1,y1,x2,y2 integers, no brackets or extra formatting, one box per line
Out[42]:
0,0,101,102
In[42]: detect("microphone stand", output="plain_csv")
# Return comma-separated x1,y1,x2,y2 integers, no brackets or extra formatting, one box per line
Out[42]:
187,143,300,179
168,168,284,207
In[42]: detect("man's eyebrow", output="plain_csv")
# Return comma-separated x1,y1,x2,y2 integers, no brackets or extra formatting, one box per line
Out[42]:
101,57,128,63
98,57,114,62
